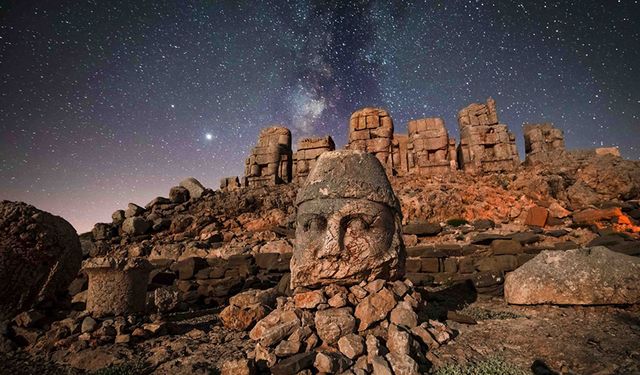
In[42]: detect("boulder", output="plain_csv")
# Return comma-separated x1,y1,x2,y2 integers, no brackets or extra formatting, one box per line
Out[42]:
179,177,206,199
121,217,151,236
169,186,190,203
505,246,640,305
314,307,356,344
0,201,82,320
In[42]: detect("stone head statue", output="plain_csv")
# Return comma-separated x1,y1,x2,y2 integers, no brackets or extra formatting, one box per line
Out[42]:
291,150,405,289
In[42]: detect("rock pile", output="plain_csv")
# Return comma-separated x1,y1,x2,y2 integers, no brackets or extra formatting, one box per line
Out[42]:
0,201,82,320
244,126,293,187
407,117,457,176
523,123,565,165
457,98,519,174
245,279,452,374
347,108,395,173
292,136,335,184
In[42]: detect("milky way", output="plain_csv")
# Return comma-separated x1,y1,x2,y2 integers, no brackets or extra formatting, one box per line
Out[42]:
1,1,639,232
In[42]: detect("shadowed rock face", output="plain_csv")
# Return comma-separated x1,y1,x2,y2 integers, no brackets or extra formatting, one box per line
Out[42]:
291,150,405,289
0,201,82,320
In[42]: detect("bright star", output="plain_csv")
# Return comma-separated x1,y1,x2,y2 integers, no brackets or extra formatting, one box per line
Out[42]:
205,133,213,140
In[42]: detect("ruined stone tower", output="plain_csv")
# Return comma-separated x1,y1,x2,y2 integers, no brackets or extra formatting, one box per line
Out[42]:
407,117,457,175
243,126,292,187
456,98,519,173
292,136,335,184
347,107,394,173
523,123,565,165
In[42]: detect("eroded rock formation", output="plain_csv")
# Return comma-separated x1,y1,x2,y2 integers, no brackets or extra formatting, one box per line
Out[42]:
457,98,519,173
243,126,292,187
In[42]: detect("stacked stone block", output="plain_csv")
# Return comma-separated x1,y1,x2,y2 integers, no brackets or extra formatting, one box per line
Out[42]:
347,108,394,172
407,117,457,175
391,134,409,176
243,126,292,188
220,176,240,192
457,98,519,173
292,136,335,184
523,123,565,165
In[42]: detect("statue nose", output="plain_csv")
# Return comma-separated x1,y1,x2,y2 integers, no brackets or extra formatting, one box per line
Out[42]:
318,218,343,258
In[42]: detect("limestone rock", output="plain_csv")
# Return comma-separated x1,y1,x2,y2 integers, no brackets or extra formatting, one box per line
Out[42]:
0,201,82,320
355,287,397,331
347,107,395,172
314,307,356,344
293,136,335,184
243,126,292,188
338,333,364,359
169,186,190,203
505,246,640,305
407,117,457,176
121,217,151,236
179,177,206,199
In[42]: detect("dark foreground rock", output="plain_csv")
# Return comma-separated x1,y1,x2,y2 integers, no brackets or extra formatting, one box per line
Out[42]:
0,201,82,320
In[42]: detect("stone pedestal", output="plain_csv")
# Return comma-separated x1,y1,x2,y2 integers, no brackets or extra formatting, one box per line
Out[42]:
457,98,519,174
84,257,152,317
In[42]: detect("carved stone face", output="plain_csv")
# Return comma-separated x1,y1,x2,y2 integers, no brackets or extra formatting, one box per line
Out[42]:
290,150,405,289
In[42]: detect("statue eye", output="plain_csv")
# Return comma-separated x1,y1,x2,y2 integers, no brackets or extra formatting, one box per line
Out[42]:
303,216,326,232
346,216,370,231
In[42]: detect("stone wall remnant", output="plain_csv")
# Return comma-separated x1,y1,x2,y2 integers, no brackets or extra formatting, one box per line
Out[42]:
523,123,565,165
407,117,457,175
347,108,394,173
391,134,409,176
84,257,152,318
292,136,335,184
457,98,519,173
243,126,292,188
220,176,241,192
291,150,406,289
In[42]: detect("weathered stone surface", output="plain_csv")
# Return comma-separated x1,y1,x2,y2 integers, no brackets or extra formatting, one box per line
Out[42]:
505,246,640,305
407,117,457,176
355,287,397,331
293,290,326,309
386,352,420,375
220,176,241,192
457,98,519,173
0,201,82,320
220,358,255,375
338,333,364,359
524,123,565,165
315,307,356,344
525,206,549,227
314,351,352,373
121,217,151,236
83,257,152,317
291,150,405,288
220,304,269,331
389,301,418,328
124,203,145,218
347,108,395,173
169,186,190,203
243,126,292,188
250,309,300,346
402,222,441,236
179,177,206,199
293,136,335,184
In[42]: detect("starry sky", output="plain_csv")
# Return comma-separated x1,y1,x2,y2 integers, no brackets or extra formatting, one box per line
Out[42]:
1,1,639,233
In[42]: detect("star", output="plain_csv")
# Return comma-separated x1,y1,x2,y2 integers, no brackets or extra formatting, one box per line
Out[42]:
205,133,213,141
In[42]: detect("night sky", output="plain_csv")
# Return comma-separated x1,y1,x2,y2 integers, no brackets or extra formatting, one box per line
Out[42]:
1,1,639,233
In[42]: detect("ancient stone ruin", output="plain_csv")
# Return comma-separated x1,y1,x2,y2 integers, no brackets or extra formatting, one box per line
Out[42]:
220,176,241,192
235,150,451,374
83,257,152,318
457,98,519,173
523,122,565,165
292,136,335,184
243,126,292,188
407,117,457,176
347,108,395,173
